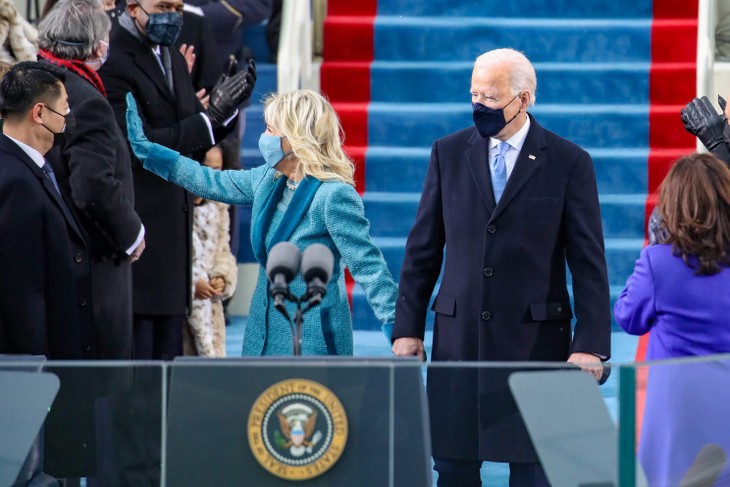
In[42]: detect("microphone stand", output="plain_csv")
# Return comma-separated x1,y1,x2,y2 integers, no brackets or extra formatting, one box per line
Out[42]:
272,291,324,357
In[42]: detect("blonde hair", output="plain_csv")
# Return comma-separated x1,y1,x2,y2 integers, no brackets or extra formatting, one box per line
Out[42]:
263,89,355,186
474,48,537,105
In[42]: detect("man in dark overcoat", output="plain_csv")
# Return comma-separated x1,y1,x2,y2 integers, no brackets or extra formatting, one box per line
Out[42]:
99,0,252,359
392,48,611,487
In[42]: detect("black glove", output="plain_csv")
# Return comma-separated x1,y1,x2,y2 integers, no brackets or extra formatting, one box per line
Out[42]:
680,95,727,152
206,59,257,128
215,55,238,87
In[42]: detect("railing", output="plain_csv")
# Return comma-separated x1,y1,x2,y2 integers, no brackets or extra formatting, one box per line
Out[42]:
277,0,324,93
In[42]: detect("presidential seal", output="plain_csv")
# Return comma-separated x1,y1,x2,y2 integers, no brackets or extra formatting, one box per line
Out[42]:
247,379,348,481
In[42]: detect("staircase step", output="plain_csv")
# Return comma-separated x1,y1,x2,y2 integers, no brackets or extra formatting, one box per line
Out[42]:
365,147,648,195
362,192,647,239
377,0,651,18
369,61,650,104
358,17,651,63
351,283,631,332
373,236,643,288
366,103,648,149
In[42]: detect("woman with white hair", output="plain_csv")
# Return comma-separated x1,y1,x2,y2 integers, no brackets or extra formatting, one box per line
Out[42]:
125,89,398,356
38,0,145,359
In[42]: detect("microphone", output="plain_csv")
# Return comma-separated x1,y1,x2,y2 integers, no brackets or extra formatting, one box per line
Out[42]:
300,243,334,307
266,242,301,318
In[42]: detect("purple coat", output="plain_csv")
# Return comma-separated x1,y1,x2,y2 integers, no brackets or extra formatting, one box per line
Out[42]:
614,244,730,359
614,244,730,486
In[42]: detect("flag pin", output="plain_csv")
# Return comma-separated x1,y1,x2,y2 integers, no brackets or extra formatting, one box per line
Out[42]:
528,154,536,160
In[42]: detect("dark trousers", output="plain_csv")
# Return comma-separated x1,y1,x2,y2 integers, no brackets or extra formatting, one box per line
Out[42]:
434,458,550,487
133,314,185,360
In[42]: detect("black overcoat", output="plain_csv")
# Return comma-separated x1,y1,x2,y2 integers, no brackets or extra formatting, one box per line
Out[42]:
0,134,94,359
99,26,224,315
393,116,612,462
45,68,141,359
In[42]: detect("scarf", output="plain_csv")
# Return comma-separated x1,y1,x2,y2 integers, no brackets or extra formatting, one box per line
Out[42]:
37,49,107,97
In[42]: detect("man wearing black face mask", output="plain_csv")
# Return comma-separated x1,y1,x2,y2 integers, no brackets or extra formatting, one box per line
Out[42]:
0,61,94,360
392,48,610,487
98,0,256,360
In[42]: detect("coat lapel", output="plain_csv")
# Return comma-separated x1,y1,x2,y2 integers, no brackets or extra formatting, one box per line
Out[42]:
465,128,496,213
122,32,175,104
251,175,323,266
489,115,548,222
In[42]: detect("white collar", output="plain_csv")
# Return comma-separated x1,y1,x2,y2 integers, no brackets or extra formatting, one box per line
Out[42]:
5,134,46,169
489,115,531,152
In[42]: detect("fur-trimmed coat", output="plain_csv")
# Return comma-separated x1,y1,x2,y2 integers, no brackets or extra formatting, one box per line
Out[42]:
185,200,237,357
0,0,37,66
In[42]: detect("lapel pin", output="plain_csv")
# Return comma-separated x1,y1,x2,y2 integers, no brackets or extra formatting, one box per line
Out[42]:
528,154,536,160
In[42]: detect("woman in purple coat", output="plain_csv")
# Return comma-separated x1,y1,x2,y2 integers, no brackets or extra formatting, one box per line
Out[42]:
615,152,730,486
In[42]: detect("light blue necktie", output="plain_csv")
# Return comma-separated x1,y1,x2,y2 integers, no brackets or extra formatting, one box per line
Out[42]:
491,141,509,203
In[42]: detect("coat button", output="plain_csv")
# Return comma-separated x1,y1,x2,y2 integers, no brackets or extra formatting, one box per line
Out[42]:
481,311,491,321
183,204,189,212
79,297,87,306
84,345,91,352
556,305,563,313
487,225,497,234
483,267,494,277
74,253,83,263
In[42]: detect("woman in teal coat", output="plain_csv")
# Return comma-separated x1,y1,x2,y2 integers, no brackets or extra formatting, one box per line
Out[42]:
124,90,397,355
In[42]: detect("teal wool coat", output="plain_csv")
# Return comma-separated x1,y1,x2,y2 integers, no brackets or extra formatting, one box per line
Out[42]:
143,155,397,355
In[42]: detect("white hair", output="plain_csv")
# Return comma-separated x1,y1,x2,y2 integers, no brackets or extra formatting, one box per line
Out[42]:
474,48,537,105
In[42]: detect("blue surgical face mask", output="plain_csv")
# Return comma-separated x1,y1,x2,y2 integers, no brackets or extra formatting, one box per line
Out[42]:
135,2,183,46
258,133,291,169
472,95,520,138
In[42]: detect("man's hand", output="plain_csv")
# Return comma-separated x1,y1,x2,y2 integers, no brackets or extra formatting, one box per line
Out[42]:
196,88,210,110
567,352,603,382
392,337,425,361
129,238,145,263
206,60,256,128
179,44,195,74
681,95,727,151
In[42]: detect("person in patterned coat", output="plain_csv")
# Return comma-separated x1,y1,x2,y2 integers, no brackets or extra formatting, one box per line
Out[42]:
187,146,238,356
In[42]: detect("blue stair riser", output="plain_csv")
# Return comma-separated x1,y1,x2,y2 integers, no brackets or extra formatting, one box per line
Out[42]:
362,193,647,238
368,104,648,149
375,238,644,288
241,24,273,64
374,18,650,63
365,147,649,195
370,62,649,104
376,0,651,18
351,284,631,332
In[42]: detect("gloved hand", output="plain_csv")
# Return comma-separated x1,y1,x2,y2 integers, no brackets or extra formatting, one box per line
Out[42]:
206,59,257,128
214,54,238,87
125,92,180,178
681,95,727,152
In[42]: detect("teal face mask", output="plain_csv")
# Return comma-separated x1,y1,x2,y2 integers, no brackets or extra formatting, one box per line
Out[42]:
258,133,290,168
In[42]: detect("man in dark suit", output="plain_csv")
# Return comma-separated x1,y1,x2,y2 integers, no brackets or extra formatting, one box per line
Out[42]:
0,61,94,360
99,0,253,359
39,0,145,360
392,48,611,487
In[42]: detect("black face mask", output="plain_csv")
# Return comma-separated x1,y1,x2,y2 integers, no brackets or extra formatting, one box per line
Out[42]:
472,95,520,138
41,104,75,136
